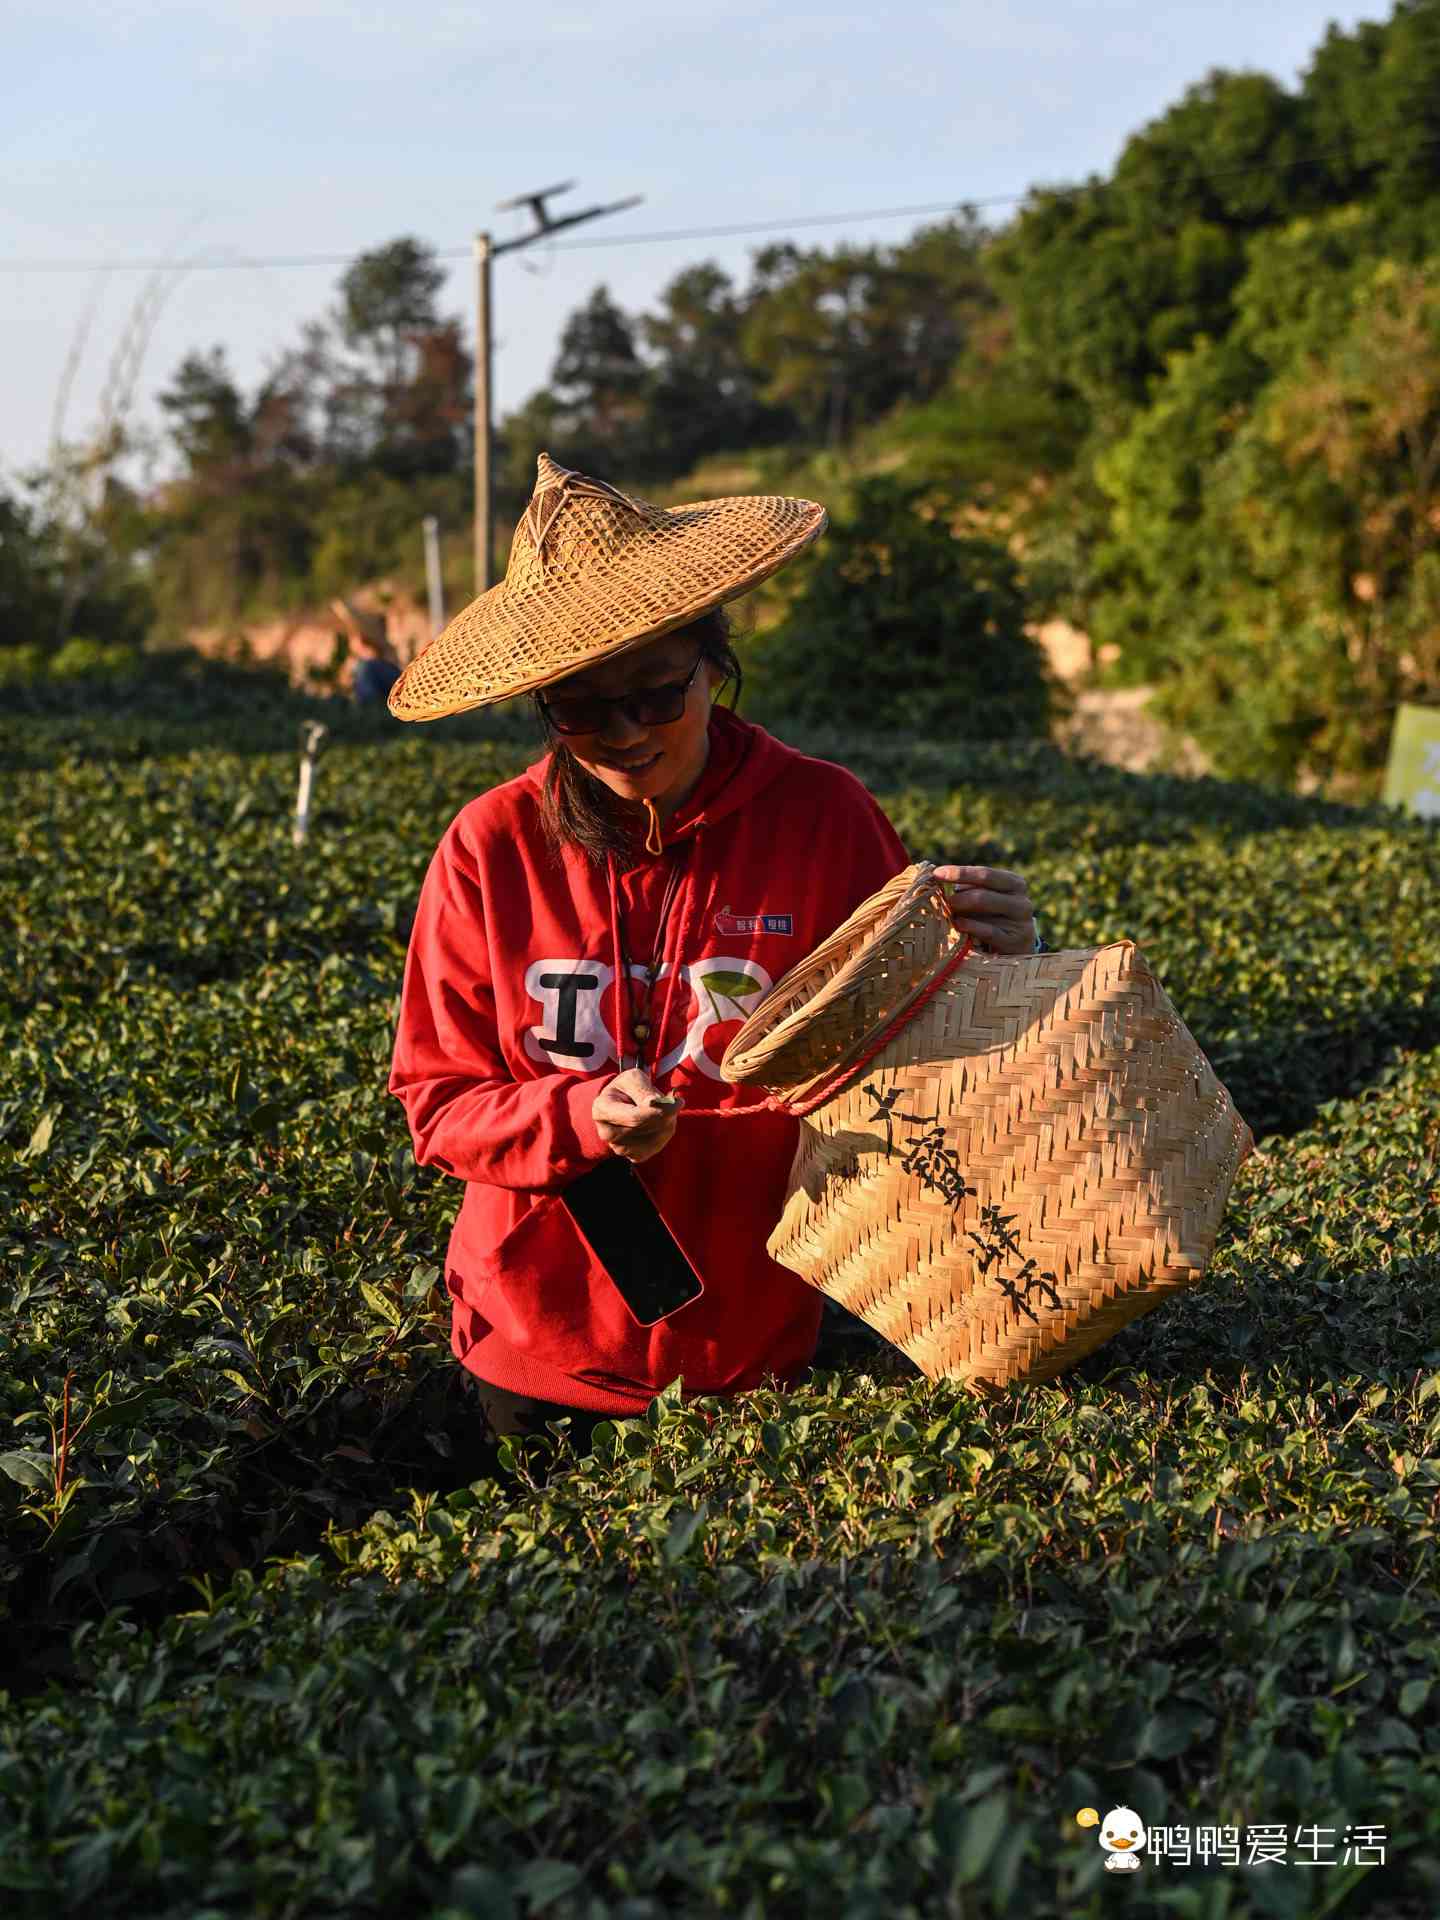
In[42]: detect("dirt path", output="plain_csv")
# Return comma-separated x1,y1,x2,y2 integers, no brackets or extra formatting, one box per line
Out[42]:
1034,619,1209,776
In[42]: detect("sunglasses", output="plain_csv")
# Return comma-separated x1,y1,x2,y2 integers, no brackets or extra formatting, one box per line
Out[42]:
536,647,707,736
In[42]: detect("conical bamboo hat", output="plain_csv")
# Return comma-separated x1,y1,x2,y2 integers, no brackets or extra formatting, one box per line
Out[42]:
388,452,827,722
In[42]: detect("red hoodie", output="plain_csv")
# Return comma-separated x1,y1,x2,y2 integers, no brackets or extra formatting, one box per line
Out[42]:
388,704,910,1415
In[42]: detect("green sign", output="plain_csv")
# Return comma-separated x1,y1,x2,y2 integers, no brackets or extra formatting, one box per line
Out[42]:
1382,703,1440,821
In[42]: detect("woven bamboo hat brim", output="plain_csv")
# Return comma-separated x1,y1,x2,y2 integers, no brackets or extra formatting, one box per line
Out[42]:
387,452,828,722
719,862,1255,1393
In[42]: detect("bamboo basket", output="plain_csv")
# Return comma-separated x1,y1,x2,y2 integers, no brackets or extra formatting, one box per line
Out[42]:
718,863,1255,1391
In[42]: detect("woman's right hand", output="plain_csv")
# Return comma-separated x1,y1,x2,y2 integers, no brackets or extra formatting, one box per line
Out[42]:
592,1068,684,1165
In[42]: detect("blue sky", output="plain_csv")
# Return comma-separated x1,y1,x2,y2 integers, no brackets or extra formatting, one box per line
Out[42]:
4,0,1379,491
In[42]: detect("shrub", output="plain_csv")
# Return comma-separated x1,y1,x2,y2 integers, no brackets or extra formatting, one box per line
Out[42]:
46,637,144,682
744,476,1060,740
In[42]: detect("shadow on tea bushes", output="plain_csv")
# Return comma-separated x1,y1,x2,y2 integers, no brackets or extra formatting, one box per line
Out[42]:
1078,1043,1440,1397
5,1046,1440,1911
2,1365,1438,1917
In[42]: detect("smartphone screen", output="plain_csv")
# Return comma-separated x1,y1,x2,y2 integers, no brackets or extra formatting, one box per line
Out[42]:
559,1157,705,1327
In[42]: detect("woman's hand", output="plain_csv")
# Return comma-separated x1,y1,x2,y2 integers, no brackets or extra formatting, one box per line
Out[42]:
932,864,1038,955
592,1067,684,1164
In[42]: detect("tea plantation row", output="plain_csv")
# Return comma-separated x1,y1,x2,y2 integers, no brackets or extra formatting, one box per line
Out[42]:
3,1043,1440,1916
2,685,1438,1916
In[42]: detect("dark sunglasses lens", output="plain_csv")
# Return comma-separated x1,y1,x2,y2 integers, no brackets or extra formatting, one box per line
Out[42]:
545,683,687,733
630,687,686,724
544,697,606,733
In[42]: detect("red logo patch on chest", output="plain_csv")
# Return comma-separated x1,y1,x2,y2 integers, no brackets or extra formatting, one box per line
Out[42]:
713,906,794,936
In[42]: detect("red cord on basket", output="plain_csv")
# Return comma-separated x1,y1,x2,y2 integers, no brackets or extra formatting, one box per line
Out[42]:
689,876,975,1122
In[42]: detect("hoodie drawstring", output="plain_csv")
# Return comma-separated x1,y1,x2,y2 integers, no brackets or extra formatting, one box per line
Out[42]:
606,834,690,1077
643,796,664,857
649,825,700,1070
607,860,624,1072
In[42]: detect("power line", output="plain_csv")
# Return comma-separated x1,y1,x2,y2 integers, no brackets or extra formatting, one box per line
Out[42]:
538,197,995,248
1,199,981,274
7,128,1440,276
550,128,1440,248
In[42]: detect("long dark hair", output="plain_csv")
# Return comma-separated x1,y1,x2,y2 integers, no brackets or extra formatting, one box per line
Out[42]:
533,607,744,868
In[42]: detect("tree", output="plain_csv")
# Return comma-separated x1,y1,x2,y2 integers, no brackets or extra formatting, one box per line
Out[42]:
992,69,1332,415
1091,250,1440,786
332,238,468,475
261,319,352,469
1248,261,1440,727
1088,332,1265,686
639,262,792,472
496,387,568,515
1301,15,1391,200
157,347,251,480
249,370,320,473
337,237,446,395
1303,0,1440,221
887,215,998,391
371,317,470,477
1227,205,1386,371
993,196,1245,423
0,475,151,657
740,228,990,447
746,475,1054,738
1110,69,1316,232
545,286,651,473
0,485,58,648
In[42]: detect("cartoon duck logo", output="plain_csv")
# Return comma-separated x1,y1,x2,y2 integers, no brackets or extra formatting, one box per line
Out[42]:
1099,1806,1147,1872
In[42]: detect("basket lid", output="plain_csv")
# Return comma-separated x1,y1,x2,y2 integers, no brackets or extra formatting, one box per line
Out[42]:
719,862,965,1101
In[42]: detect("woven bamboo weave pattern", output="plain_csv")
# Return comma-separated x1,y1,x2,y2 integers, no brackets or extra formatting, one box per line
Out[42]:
719,864,1255,1391
389,453,827,721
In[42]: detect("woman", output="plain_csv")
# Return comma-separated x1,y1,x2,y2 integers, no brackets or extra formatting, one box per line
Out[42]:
387,456,1039,1453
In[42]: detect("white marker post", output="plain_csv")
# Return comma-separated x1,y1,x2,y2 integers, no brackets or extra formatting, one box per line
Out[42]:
293,720,329,848
423,515,446,639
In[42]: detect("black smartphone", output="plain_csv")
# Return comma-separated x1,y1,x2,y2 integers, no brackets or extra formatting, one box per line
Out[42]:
559,1156,705,1327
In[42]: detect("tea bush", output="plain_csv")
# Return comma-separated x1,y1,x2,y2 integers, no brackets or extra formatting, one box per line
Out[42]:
1,681,1438,1917
0,646,531,771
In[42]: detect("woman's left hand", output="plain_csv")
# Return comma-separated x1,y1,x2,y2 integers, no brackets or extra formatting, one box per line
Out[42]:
932,864,1038,955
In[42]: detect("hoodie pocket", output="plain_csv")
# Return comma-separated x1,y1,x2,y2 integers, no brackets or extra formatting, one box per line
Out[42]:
475,1190,658,1369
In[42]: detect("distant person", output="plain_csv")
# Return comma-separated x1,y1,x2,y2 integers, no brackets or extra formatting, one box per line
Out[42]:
332,597,401,706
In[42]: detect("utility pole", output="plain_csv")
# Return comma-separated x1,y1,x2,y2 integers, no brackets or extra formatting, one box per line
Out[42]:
473,232,492,599
473,181,643,596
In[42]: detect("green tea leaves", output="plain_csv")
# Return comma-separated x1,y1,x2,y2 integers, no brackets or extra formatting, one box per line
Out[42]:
20,1108,59,1161
0,1451,51,1490
661,1500,709,1564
